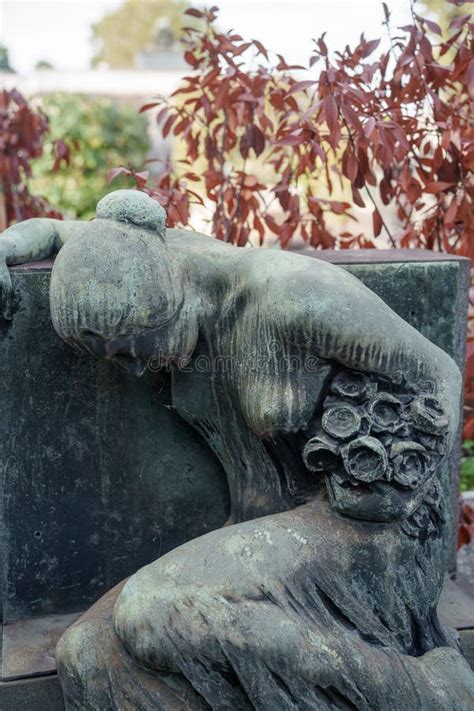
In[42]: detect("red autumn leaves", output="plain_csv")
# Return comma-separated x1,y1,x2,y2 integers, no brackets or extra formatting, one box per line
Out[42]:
0,89,70,229
111,3,471,257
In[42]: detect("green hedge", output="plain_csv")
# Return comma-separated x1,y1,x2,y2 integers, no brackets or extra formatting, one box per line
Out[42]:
30,93,150,220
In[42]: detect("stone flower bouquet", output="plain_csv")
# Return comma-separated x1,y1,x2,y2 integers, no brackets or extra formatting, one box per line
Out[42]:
303,369,448,534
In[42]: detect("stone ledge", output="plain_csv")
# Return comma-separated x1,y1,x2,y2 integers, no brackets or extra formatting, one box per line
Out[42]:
0,674,64,711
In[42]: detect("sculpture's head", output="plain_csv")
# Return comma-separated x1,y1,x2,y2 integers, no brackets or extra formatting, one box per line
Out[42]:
50,190,199,375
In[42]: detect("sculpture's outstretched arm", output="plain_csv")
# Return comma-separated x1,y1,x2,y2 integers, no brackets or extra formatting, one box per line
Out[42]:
0,190,167,321
0,218,85,319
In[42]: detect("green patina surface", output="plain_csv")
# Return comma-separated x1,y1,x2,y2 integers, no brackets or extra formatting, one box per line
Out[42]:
0,223,469,621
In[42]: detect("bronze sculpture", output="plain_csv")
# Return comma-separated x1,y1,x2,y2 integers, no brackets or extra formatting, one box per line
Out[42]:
1,190,473,709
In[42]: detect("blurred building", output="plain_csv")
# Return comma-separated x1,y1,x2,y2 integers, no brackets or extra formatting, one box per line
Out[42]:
0,34,187,170
136,17,187,72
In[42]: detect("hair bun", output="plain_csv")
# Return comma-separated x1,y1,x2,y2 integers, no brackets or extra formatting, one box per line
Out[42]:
96,190,166,234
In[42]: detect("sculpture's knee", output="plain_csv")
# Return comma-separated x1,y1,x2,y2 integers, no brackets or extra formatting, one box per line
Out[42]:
113,571,182,673
56,618,104,708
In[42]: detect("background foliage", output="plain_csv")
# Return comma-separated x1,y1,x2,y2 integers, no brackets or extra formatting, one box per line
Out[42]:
31,94,150,219
114,3,472,253
0,89,63,230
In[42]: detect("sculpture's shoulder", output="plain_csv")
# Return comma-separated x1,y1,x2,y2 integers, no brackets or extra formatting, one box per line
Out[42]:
164,231,347,289
162,230,373,327
235,249,366,316
166,227,235,256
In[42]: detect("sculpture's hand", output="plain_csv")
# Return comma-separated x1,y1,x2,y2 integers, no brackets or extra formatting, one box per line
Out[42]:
0,216,74,321
0,258,12,320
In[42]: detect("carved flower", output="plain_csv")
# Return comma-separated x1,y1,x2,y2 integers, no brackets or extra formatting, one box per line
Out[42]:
368,393,404,433
410,395,448,435
322,404,361,441
341,436,388,483
303,436,339,472
417,431,446,452
331,371,372,401
401,480,445,539
390,441,429,489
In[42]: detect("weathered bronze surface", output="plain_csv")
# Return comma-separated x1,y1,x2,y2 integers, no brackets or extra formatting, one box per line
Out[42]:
1,190,473,709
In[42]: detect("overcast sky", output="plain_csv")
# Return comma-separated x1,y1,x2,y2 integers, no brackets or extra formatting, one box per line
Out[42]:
1,0,414,74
